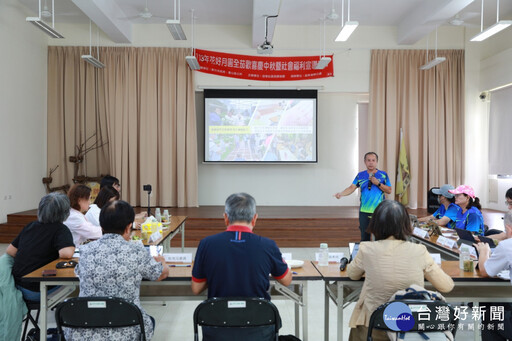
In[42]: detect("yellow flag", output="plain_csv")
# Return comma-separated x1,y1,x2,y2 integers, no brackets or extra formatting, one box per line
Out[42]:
395,134,410,205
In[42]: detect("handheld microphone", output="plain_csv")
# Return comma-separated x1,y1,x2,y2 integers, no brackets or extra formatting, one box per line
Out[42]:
339,257,349,271
368,174,373,190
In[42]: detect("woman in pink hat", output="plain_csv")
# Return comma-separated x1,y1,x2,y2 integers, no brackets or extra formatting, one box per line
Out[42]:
448,185,485,235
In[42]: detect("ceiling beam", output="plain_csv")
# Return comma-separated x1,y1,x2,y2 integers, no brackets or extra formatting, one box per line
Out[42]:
252,0,281,48
397,0,474,45
72,0,132,43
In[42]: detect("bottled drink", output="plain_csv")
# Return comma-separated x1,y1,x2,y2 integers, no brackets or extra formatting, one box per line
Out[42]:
459,245,470,270
155,208,162,223
319,243,329,266
162,209,170,224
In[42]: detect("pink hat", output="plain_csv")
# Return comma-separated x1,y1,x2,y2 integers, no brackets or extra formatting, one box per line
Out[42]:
448,185,475,199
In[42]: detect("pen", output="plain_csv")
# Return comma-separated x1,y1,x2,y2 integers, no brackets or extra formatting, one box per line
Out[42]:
169,264,191,267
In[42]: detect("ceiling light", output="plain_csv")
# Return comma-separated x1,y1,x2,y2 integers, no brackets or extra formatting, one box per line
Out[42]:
186,56,200,70
186,10,200,71
26,17,64,38
335,21,358,41
470,20,512,41
166,19,187,40
471,0,512,42
335,0,358,42
314,57,332,70
81,55,105,68
81,20,105,68
420,27,445,70
420,57,446,70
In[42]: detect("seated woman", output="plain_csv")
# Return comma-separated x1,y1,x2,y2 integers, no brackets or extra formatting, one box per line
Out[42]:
99,174,147,226
449,185,485,236
85,186,120,226
7,193,75,301
64,184,102,246
65,200,169,341
418,184,459,228
347,200,454,341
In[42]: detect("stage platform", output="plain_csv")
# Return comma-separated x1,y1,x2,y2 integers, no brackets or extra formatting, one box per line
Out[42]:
0,206,505,247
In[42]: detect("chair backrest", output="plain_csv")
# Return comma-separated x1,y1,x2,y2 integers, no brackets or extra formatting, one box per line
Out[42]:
55,297,146,341
428,187,441,213
193,297,281,341
367,299,458,341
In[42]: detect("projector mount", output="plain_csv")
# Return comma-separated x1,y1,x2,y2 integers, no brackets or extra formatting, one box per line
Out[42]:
257,14,278,55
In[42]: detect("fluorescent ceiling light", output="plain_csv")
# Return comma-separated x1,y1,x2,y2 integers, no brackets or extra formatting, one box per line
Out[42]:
314,57,331,70
26,17,64,38
166,19,187,40
81,55,105,68
335,21,358,41
420,57,446,70
186,56,200,70
470,20,512,41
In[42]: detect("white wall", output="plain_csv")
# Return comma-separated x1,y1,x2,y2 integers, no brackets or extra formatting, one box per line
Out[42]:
0,0,48,223
37,19,511,208
480,48,512,92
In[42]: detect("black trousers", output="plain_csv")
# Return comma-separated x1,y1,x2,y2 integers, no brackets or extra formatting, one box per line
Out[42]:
358,211,372,241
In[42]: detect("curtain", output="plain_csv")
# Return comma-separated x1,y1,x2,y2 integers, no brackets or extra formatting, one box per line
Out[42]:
47,46,198,207
368,49,465,208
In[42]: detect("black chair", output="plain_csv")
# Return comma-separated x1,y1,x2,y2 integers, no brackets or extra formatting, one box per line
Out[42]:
22,299,41,340
193,297,281,341
367,299,458,341
427,187,441,213
55,297,146,341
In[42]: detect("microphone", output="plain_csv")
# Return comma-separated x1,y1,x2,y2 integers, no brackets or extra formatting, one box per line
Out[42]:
368,174,373,190
339,257,349,271
143,184,152,217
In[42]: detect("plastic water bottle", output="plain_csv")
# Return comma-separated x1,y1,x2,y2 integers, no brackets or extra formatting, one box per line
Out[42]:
459,245,470,270
155,208,162,223
319,243,329,266
162,209,170,222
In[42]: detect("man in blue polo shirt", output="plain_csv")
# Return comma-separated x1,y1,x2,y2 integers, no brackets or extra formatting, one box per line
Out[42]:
191,193,292,299
334,152,392,241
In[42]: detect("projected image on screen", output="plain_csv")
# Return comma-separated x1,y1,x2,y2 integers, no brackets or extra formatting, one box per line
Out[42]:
204,92,317,163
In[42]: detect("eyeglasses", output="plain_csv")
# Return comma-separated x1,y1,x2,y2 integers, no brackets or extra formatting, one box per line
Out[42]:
56,260,78,269
506,201,512,206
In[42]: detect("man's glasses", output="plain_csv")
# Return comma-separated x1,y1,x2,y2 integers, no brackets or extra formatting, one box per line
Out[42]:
506,200,512,206
56,260,78,269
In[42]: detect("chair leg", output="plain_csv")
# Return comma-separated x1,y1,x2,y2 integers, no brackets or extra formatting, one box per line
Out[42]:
22,305,41,340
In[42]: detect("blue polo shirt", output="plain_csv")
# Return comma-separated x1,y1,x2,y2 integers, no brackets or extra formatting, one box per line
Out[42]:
433,203,460,229
454,206,485,236
352,170,391,213
192,225,289,300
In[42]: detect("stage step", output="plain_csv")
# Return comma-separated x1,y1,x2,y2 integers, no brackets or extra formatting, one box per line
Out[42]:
3,206,500,248
0,223,26,243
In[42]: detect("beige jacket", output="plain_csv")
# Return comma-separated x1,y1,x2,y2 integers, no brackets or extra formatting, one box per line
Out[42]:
346,237,454,328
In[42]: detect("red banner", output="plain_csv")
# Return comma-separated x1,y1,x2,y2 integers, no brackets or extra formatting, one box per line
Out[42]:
194,49,334,81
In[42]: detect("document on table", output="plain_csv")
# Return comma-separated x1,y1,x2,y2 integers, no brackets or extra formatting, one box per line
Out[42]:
429,253,442,265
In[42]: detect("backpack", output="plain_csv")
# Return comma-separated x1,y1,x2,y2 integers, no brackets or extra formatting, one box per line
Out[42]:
384,285,455,341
